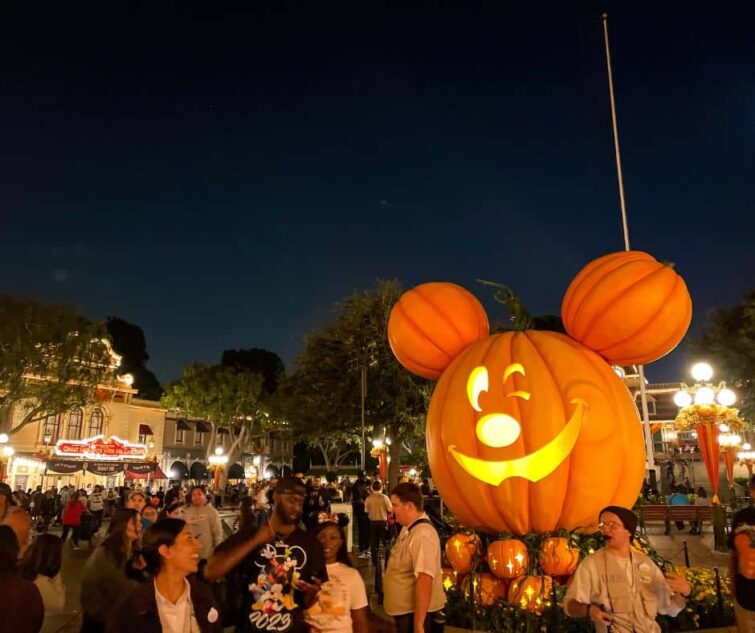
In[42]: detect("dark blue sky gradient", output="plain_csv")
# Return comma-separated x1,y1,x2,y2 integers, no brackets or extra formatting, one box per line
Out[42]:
0,1,753,383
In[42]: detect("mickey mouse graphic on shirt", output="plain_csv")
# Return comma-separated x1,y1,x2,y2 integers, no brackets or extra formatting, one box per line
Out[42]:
249,541,308,632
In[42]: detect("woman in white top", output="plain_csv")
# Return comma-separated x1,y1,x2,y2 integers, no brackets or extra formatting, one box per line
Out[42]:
20,533,66,614
308,519,369,633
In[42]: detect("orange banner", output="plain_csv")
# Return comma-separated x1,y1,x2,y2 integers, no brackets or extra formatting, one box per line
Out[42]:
696,423,721,502
723,451,736,489
650,423,662,435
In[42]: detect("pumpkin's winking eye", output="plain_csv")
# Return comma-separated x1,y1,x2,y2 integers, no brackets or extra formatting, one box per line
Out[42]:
503,363,530,401
466,366,488,412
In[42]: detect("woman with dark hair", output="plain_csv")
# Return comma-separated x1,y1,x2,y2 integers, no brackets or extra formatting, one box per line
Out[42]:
20,533,66,614
107,518,223,633
0,525,44,633
307,520,369,633
80,509,141,633
158,499,183,521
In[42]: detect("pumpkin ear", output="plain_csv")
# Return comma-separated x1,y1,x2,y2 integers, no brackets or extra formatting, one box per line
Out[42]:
561,251,692,365
388,282,490,380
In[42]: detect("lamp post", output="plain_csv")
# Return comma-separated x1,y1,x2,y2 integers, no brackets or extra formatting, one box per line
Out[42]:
738,443,755,478
370,436,391,483
674,362,740,506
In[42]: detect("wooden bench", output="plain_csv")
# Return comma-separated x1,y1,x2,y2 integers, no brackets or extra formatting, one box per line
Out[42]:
639,505,714,535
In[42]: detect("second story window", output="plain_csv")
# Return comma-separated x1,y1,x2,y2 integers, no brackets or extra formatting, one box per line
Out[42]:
195,431,204,445
176,427,185,443
89,409,104,436
43,414,61,444
67,407,83,440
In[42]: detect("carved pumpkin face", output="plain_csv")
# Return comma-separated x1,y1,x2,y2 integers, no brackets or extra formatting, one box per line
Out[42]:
426,330,644,535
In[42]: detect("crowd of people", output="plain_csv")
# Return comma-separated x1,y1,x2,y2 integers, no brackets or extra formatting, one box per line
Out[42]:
7,468,745,633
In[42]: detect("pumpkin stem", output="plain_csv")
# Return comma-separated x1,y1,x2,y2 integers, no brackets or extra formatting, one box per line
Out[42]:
476,279,534,331
662,260,676,269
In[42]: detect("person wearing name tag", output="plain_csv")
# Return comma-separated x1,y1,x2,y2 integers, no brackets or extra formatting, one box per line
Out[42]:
565,505,692,633
107,518,223,633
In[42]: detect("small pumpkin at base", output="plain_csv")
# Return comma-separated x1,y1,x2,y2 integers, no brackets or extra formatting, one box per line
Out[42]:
508,575,553,614
538,537,580,578
445,532,482,574
487,538,528,579
462,572,507,607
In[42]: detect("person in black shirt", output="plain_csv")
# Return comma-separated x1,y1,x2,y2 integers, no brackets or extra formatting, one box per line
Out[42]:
729,476,755,630
303,476,331,532
206,476,327,633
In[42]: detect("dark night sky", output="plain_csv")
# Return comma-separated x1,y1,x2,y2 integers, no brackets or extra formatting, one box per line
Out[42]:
1,1,753,385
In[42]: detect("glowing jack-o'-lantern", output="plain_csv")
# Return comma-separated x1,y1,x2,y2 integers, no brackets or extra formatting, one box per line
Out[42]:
487,538,528,580
538,537,580,578
463,572,507,607
388,252,689,535
445,532,482,574
508,575,553,614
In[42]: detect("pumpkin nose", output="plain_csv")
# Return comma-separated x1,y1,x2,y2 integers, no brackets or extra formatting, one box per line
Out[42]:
476,413,521,448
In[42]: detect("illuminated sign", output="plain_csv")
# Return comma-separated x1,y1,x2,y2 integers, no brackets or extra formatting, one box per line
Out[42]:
55,435,147,461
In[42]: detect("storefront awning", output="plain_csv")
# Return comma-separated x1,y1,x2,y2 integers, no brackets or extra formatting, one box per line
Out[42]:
190,461,209,480
195,420,212,433
139,424,154,435
176,419,192,431
228,463,245,480
169,461,190,479
126,465,168,480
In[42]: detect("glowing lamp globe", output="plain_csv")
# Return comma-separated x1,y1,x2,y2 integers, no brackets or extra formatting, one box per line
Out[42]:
691,362,713,382
673,391,692,408
717,389,737,407
694,387,715,406
0,433,8,444
2,446,14,457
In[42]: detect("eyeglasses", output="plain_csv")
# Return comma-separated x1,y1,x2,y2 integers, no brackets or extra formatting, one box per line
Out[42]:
598,521,624,531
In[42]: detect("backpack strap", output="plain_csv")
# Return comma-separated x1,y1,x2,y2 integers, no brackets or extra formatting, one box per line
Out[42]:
408,518,432,532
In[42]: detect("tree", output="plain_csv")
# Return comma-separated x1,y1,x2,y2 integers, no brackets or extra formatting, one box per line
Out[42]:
220,348,285,396
160,363,266,488
282,281,429,484
105,316,163,400
0,296,115,437
689,290,755,421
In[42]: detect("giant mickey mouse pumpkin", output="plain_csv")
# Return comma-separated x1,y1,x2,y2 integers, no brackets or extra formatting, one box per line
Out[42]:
388,251,691,535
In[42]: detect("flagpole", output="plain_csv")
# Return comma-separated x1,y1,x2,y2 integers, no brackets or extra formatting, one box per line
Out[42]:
602,13,656,474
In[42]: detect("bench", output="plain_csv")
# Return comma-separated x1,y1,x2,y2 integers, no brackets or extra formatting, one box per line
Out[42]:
639,504,714,535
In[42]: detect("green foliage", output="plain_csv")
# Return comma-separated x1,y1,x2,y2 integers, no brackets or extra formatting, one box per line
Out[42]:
0,296,114,436
221,348,285,396
105,316,163,400
444,528,734,632
161,363,265,459
689,289,755,421
280,280,429,481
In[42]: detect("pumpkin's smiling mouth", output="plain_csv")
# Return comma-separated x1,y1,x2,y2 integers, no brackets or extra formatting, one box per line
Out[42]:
449,398,587,486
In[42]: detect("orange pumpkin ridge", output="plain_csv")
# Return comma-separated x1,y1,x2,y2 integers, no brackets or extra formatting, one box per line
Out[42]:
390,302,455,371
562,251,692,365
413,284,473,345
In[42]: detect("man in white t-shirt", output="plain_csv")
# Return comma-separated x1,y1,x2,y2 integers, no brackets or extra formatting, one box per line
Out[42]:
384,483,445,633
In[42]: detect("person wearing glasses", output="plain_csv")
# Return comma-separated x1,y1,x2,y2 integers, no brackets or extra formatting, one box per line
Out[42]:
564,505,692,633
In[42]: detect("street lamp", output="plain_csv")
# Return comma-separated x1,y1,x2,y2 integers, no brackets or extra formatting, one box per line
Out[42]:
674,362,737,408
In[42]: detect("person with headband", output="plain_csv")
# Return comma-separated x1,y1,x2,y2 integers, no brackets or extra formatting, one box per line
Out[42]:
565,505,692,632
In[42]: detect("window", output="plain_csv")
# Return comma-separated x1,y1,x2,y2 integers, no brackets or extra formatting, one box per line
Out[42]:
634,393,657,417
217,433,225,448
43,414,61,444
195,431,204,445
67,407,83,440
89,409,104,436
138,432,147,445
176,427,185,443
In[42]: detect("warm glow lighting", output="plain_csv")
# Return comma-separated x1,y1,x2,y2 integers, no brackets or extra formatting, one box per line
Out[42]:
14,457,44,469
717,388,737,407
467,366,488,412
744,443,752,451
673,390,692,408
665,430,678,442
719,424,730,433
2,446,14,457
409,468,417,477
475,413,521,448
450,399,586,485
0,433,8,444
694,387,715,405
691,362,713,382
372,438,384,449
209,454,229,465
214,446,224,456
118,373,135,386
